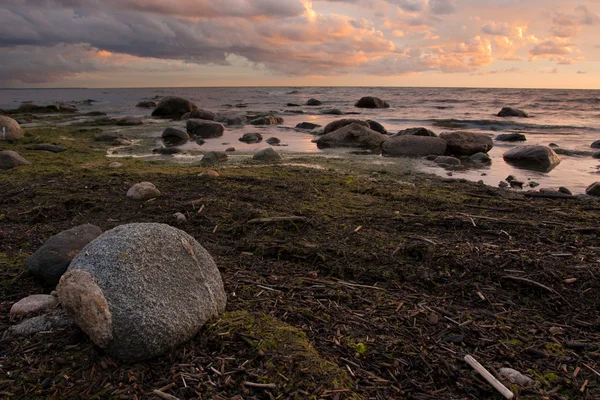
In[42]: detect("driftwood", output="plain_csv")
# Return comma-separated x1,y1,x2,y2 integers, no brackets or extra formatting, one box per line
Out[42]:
247,216,308,224
464,355,514,399
501,275,559,295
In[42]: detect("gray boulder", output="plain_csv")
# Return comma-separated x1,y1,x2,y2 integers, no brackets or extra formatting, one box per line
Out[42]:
323,119,370,134
0,116,23,140
315,123,387,150
57,223,227,362
439,131,494,156
396,127,437,137
591,140,600,149
306,98,322,106
296,122,321,130
355,96,389,108
382,136,447,157
253,148,281,161
186,119,225,138
249,115,283,125
498,107,529,117
367,120,387,135
503,145,562,172
127,182,161,200
26,224,103,285
239,132,263,144
162,127,189,141
152,97,197,120
496,133,527,142
0,150,31,169
586,182,600,197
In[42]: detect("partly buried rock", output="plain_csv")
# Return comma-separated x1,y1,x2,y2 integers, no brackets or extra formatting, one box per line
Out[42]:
201,152,228,167
355,96,390,108
321,108,343,115
315,123,387,150
305,98,322,106
396,127,437,137
136,101,157,108
470,152,492,164
117,117,143,126
266,137,281,145
239,132,263,144
186,119,225,138
296,122,321,130
183,109,216,121
10,294,58,318
249,115,284,125
152,96,197,120
0,115,23,140
367,120,387,135
57,223,227,362
382,135,447,157
496,133,527,142
0,150,31,169
26,224,103,285
586,182,600,197
254,148,281,161
323,119,370,134
29,144,66,153
127,182,161,200
591,140,600,149
162,127,189,141
8,312,74,336
439,131,493,156
503,145,562,172
498,107,529,117
434,156,461,167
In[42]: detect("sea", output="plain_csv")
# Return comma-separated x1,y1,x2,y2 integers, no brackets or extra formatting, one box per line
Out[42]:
1,87,599,194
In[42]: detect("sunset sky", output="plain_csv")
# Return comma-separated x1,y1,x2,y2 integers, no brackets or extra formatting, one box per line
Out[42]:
1,0,599,89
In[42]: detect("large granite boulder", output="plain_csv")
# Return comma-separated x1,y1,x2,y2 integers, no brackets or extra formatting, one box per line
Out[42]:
323,119,370,134
186,119,225,138
355,96,389,109
26,224,103,285
395,127,437,137
57,223,227,362
439,131,494,156
315,123,387,150
498,107,529,117
152,97,197,120
0,150,31,169
0,116,23,140
586,182,600,197
162,127,189,141
382,135,447,157
503,145,562,172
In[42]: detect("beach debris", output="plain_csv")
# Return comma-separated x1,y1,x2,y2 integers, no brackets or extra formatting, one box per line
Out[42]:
57,223,227,362
464,355,514,399
26,224,103,285
497,107,529,118
126,182,160,200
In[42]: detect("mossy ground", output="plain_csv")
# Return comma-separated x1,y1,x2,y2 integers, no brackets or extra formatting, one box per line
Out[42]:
1,121,599,399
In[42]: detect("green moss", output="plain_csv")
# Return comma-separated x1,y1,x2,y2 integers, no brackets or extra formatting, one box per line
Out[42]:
544,342,565,356
355,342,367,356
529,369,560,388
211,311,355,396
501,339,523,346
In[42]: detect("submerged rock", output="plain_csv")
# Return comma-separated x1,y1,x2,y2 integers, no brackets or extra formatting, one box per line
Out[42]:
321,109,343,115
439,131,493,156
249,115,284,125
497,107,529,117
162,127,189,141
382,135,447,157
187,119,225,138
355,96,390,109
266,137,281,145
496,133,527,142
296,122,321,130
323,119,370,134
215,113,247,126
57,223,227,362
239,132,263,144
470,152,492,164
0,116,23,140
136,101,157,108
434,156,461,167
503,145,562,172
184,109,216,121
117,117,143,126
26,224,103,285
591,140,600,149
152,96,197,120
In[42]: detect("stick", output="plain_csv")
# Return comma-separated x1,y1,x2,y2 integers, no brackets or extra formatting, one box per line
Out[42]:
501,276,559,295
243,381,277,390
464,355,514,399
583,364,600,379
152,390,181,400
247,216,308,224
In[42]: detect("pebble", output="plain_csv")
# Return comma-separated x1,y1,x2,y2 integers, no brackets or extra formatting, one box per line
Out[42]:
109,162,123,168
499,181,509,188
529,181,539,188
509,180,524,189
498,368,535,386
427,314,439,325
506,175,516,182
173,212,187,222
10,294,58,318
558,187,572,195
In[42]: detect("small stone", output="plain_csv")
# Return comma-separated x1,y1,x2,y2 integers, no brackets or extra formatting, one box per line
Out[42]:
7,312,74,336
558,187,572,195
498,368,535,387
199,169,220,177
506,175,517,182
114,138,132,146
428,314,439,325
510,180,524,189
0,150,31,169
529,181,539,188
201,152,228,167
225,147,236,152
306,98,322,106
585,182,600,197
549,143,559,148
266,137,281,146
173,212,187,222
499,181,509,188
239,132,263,144
126,182,160,200
109,162,123,168
434,156,461,166
10,294,58,318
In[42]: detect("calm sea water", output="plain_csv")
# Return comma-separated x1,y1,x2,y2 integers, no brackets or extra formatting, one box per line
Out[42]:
1,87,599,193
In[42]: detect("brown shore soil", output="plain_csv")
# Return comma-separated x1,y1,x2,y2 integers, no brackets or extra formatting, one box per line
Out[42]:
1,123,600,399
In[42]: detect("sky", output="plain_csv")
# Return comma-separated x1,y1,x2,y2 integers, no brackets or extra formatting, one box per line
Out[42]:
0,0,599,89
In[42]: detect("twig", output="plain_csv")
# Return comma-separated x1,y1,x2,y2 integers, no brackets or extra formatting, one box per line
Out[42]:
247,216,308,224
501,275,559,295
243,381,277,390
464,355,514,399
152,390,181,400
583,364,600,379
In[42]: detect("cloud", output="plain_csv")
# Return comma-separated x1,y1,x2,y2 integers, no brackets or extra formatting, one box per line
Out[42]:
429,0,456,15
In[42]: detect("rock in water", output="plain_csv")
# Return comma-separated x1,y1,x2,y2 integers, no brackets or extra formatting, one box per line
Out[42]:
201,152,228,167
316,123,387,150
57,223,227,362
239,132,263,144
152,96,197,120
355,96,390,108
296,122,321,130
496,133,527,142
0,116,23,140
249,115,284,125
136,101,157,108
162,127,190,141
503,145,562,172
367,120,387,135
323,119,370,134
591,140,600,149
396,127,437,137
305,98,322,106
127,182,161,200
0,150,31,169
497,107,529,117
439,131,494,156
382,136,447,157
586,182,600,197
186,119,225,138
26,224,103,285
